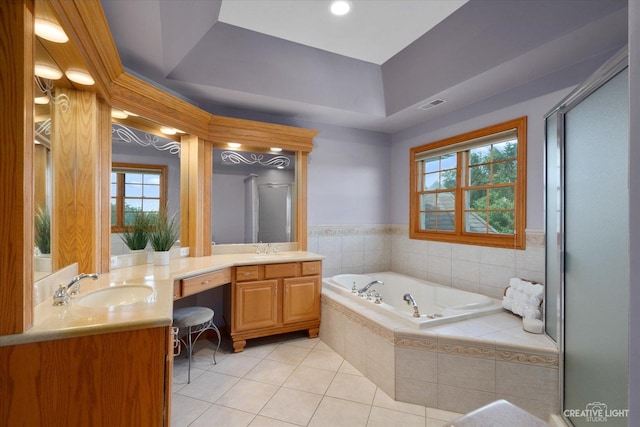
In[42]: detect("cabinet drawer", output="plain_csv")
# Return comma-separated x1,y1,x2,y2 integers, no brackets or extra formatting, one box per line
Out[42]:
182,268,231,297
265,262,298,279
301,261,321,276
236,265,259,282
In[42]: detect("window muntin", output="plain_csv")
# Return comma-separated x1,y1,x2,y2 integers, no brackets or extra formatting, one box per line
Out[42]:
111,163,167,232
410,117,526,249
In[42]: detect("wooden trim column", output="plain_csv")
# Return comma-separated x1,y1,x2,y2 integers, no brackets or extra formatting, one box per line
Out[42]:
0,0,35,334
51,89,110,273
181,134,212,256
296,151,308,251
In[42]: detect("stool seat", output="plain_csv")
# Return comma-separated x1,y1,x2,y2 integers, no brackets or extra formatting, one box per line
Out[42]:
173,307,214,328
172,306,221,384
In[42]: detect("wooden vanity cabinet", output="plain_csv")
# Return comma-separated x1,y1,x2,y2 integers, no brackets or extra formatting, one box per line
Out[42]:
231,261,322,352
0,326,173,426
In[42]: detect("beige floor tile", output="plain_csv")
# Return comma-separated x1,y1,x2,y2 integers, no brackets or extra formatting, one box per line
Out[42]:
209,353,263,377
301,348,345,371
338,359,364,376
245,359,297,386
426,418,449,427
367,406,425,427
242,342,281,358
308,396,371,427
280,336,321,349
372,388,426,416
216,378,279,414
176,371,240,403
189,404,255,427
170,394,212,427
313,340,333,351
325,372,377,405
266,344,312,364
426,407,462,421
282,365,337,395
249,415,299,427
259,387,323,425
172,360,207,388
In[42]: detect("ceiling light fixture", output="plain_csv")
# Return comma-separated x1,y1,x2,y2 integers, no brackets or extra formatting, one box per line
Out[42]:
227,142,241,148
329,0,352,16
34,19,69,43
65,69,95,86
270,147,283,152
160,126,177,135
34,63,63,80
111,109,128,119
34,96,50,105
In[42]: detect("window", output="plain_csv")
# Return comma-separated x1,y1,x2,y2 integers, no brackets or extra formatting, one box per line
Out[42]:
410,117,527,249
111,163,167,232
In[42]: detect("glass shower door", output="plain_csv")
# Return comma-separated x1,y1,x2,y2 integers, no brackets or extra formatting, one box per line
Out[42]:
562,67,629,426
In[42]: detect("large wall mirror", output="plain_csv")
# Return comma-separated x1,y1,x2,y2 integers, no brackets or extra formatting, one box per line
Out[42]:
211,147,296,245
110,111,181,257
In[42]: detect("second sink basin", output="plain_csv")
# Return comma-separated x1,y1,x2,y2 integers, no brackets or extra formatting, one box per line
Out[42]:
76,284,153,308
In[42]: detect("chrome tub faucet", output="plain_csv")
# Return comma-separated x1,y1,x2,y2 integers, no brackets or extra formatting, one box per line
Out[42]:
403,293,421,318
357,280,384,294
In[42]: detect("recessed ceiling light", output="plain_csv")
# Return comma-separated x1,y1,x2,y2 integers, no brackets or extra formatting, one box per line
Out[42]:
276,166,284,169
227,142,241,148
34,96,50,105
34,63,63,80
111,109,128,119
270,147,283,152
329,0,352,16
34,19,68,43
160,126,177,135
65,69,95,86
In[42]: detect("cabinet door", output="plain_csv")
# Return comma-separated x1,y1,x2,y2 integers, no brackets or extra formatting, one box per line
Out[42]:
234,279,279,332
282,276,320,324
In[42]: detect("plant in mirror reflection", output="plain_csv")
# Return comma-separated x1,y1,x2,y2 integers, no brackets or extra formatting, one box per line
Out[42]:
149,211,179,252
120,209,151,251
34,205,51,255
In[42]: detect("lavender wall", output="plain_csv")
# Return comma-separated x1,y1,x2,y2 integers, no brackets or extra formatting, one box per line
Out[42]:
306,123,391,225
388,88,574,230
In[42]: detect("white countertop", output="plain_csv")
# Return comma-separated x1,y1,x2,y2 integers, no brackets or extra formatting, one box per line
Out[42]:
0,251,323,347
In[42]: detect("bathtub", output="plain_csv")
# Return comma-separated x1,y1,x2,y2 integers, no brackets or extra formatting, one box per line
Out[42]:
322,272,504,328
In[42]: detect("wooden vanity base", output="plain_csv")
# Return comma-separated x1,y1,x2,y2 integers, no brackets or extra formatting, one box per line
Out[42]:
229,260,322,352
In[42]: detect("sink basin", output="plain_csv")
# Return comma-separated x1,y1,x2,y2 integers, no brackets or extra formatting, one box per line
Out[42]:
76,285,154,308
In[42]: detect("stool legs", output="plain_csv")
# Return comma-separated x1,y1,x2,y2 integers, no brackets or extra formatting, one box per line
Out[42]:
179,317,221,384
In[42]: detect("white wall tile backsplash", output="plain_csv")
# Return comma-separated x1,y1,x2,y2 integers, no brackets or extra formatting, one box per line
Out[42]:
309,224,544,299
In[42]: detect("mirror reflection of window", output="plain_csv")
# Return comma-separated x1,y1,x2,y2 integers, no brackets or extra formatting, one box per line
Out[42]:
111,164,167,231
110,120,180,256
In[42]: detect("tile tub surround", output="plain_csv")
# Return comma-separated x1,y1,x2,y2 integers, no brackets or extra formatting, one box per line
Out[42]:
320,288,558,421
308,225,545,300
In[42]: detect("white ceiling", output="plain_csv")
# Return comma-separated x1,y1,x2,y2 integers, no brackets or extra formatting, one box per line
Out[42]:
100,0,628,133
217,0,468,64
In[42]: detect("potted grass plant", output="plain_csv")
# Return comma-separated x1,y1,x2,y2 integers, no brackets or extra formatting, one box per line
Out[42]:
34,205,51,256
149,211,179,265
120,209,151,252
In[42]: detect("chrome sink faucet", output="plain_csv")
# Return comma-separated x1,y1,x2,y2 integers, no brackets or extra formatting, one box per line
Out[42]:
53,273,99,306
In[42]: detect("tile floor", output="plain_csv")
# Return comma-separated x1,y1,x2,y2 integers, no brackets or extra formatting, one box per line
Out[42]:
171,332,462,427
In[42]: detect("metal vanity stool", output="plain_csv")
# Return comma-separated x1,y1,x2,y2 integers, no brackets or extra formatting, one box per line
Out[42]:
172,306,221,383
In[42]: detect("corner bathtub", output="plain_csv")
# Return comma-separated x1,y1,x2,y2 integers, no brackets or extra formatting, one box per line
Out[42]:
322,272,503,328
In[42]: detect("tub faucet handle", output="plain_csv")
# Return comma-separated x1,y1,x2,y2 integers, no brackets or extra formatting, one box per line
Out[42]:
351,283,358,294
374,292,382,304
